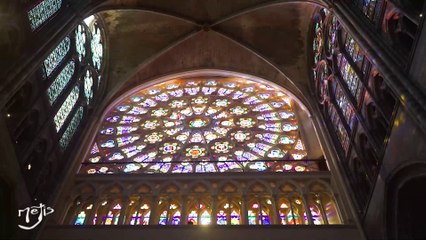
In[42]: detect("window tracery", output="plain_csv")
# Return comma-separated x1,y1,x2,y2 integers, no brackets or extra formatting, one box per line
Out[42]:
81,78,312,175
312,8,398,209
347,0,381,22
27,0,62,30
67,181,341,226
43,37,70,77
42,14,104,149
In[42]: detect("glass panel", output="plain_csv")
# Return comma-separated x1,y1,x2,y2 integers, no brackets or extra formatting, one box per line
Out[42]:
59,106,84,149
74,211,86,225
335,84,355,129
338,54,362,103
75,24,87,62
343,31,370,77
91,24,103,70
80,78,312,175
84,70,94,104
43,36,70,77
351,0,379,22
28,0,62,30
47,60,75,104
54,86,79,132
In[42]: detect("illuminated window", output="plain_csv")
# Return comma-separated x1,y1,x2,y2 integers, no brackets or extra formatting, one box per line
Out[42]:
27,0,62,30
43,37,70,77
41,14,104,150
81,78,312,174
59,107,84,149
349,0,380,22
47,60,75,104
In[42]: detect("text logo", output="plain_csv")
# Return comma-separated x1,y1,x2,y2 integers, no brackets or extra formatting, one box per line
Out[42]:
18,203,54,230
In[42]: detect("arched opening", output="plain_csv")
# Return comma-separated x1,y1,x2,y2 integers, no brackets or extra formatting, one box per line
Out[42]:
395,177,426,239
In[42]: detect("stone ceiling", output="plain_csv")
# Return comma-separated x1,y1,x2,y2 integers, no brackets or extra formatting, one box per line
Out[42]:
92,0,324,110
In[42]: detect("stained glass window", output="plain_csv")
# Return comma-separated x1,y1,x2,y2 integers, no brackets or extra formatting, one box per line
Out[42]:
74,211,86,225
43,37,70,77
313,9,328,66
334,84,355,129
337,54,362,103
59,107,84,149
349,0,380,22
27,0,62,30
327,16,338,54
84,70,94,103
47,60,75,104
91,25,103,70
80,78,314,174
54,86,79,132
75,24,87,62
342,31,370,77
328,105,350,152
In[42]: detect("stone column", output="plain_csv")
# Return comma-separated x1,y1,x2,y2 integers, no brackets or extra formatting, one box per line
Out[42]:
211,195,217,225
318,193,329,224
118,197,130,225
84,197,100,225
149,195,159,225
242,194,248,225
272,194,280,225
303,194,314,225
180,195,188,225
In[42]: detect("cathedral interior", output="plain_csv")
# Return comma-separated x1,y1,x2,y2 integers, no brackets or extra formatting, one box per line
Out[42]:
1,0,426,239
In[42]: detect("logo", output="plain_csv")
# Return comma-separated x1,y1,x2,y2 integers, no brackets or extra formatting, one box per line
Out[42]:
18,203,54,230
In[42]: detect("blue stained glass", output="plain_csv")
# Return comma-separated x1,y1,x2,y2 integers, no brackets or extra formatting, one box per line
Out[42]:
218,88,233,96
47,60,75,104
74,211,86,225
253,104,272,112
258,123,281,132
106,116,120,122
101,140,115,148
101,128,114,135
232,91,248,99
117,136,140,147
195,163,217,173
249,162,267,171
44,37,70,77
117,126,138,135
109,152,124,160
257,113,280,121
279,111,295,119
256,133,279,144
168,89,184,97
140,99,157,108
185,87,200,95
172,164,193,173
122,145,145,158
120,116,140,124
59,107,83,149
82,78,310,175
243,96,261,105
155,93,169,102
250,143,272,157
202,87,216,95
54,86,79,131
117,105,130,112
128,107,148,115
28,0,62,30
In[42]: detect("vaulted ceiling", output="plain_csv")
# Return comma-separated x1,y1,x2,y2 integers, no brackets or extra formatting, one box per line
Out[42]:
91,1,325,110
